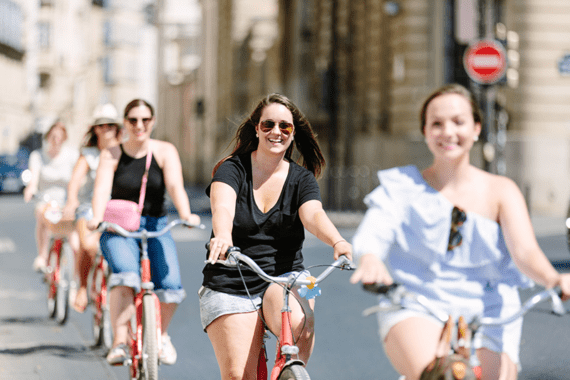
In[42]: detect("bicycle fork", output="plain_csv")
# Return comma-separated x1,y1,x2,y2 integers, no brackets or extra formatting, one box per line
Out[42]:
269,286,304,380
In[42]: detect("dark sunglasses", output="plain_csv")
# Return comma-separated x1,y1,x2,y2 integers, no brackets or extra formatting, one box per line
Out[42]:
95,123,118,129
127,117,152,127
448,206,466,251
259,120,294,135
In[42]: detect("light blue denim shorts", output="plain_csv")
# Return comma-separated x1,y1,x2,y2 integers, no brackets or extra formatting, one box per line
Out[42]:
198,269,310,331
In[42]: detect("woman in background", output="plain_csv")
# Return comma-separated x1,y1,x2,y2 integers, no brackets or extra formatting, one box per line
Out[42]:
63,104,122,313
24,121,79,273
89,99,201,366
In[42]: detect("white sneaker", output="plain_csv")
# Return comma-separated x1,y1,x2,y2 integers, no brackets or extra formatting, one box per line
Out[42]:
159,335,177,365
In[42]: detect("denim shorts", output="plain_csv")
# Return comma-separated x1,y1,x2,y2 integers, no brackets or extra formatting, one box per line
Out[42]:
376,283,522,368
100,215,186,304
198,269,310,331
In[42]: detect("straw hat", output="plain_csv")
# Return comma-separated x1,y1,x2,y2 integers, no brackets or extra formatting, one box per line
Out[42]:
91,103,120,126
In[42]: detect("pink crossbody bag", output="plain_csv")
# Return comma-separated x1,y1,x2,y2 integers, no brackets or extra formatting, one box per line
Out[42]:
102,148,153,231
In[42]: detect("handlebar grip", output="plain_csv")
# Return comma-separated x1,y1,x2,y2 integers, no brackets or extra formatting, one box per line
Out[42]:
362,283,399,294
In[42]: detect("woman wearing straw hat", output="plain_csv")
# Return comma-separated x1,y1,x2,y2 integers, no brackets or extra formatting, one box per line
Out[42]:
63,103,122,312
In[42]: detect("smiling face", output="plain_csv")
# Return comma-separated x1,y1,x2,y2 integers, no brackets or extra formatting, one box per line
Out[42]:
423,93,481,160
124,105,154,143
255,103,295,155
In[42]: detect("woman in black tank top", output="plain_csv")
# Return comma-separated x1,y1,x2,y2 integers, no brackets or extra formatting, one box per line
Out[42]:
89,99,201,366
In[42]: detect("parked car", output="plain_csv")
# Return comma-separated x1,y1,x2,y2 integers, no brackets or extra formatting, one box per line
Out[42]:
0,150,29,194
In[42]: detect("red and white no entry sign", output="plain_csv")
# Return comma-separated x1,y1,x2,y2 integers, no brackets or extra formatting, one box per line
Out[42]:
463,39,507,84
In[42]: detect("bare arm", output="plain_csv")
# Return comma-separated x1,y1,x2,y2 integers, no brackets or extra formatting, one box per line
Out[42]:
207,181,237,263
88,146,120,230
298,199,352,260
159,141,199,226
23,152,41,202
498,177,570,297
63,155,89,216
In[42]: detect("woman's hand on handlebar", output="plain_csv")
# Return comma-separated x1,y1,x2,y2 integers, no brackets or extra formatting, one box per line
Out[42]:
333,240,353,261
87,218,102,231
556,273,570,301
207,236,233,264
182,213,201,228
349,253,393,286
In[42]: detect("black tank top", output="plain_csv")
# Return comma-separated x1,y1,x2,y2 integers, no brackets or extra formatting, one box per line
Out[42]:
110,145,166,217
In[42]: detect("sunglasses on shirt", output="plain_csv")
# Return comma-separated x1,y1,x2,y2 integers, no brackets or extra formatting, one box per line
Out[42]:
448,206,466,251
259,120,294,135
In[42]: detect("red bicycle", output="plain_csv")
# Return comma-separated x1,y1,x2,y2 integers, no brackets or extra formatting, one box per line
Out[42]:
43,202,75,325
89,248,112,350
98,219,202,380
210,246,354,380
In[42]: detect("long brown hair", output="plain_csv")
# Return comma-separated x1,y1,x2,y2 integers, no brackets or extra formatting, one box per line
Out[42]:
212,93,326,178
82,124,121,148
419,83,483,134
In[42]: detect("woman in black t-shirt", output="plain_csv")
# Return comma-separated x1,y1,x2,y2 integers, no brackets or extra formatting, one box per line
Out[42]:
201,93,352,379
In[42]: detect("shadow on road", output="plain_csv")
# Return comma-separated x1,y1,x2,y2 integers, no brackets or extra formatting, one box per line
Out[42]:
0,343,105,360
0,316,49,325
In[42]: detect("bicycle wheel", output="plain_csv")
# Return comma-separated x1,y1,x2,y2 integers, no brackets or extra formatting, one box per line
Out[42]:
55,242,72,324
46,247,58,319
140,294,159,380
92,262,113,349
278,364,311,380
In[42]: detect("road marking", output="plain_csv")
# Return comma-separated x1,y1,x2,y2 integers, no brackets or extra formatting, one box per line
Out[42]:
0,290,41,301
0,238,15,253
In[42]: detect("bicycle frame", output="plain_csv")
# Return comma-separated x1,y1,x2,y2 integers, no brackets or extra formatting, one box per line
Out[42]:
90,249,112,349
213,248,354,380
98,219,202,380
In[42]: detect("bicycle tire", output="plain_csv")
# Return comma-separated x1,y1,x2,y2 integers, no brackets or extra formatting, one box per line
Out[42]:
55,243,72,324
91,263,113,349
278,364,311,380
46,248,58,318
141,294,159,380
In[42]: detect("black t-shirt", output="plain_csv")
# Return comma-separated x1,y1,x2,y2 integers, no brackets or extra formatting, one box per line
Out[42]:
110,146,166,217
202,153,322,295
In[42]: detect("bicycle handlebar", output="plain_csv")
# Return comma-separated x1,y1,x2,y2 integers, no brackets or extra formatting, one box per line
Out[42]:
97,219,205,238
362,282,566,330
207,244,355,287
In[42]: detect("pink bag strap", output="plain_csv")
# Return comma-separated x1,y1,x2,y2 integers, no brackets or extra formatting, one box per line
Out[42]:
137,146,153,213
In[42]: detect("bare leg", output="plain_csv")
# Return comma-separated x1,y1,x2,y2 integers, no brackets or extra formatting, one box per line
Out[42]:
109,285,135,347
207,312,265,380
35,208,50,261
262,283,316,365
383,316,443,380
477,348,518,380
160,302,177,336
73,219,98,312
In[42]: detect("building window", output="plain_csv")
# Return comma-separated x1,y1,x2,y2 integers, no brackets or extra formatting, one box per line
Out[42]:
102,55,114,84
0,0,24,59
40,0,53,6
38,21,51,50
39,72,51,89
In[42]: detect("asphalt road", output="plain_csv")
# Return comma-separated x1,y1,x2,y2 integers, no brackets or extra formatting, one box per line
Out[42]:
0,194,569,379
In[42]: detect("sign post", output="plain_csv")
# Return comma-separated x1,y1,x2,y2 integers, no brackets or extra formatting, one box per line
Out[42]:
463,39,508,173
